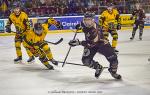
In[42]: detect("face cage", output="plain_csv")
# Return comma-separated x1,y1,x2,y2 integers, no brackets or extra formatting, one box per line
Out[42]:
108,7,113,12
83,18,94,27
35,30,43,35
136,4,140,10
13,8,21,15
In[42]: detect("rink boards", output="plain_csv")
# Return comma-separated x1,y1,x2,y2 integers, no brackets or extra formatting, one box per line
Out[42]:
0,14,150,36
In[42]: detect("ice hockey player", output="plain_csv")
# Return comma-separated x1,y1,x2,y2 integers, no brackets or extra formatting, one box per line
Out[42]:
5,3,35,63
22,18,63,70
130,3,146,40
99,3,121,53
68,12,122,79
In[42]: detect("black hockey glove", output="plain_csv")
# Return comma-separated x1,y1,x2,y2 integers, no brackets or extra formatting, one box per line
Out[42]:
75,24,82,30
117,24,121,30
5,26,11,33
69,39,81,47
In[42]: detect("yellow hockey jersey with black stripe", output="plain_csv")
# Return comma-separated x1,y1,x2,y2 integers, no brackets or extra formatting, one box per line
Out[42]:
24,23,48,45
23,18,60,45
6,11,30,33
99,9,120,28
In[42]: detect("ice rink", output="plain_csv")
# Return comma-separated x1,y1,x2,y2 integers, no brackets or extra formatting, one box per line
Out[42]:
0,29,150,95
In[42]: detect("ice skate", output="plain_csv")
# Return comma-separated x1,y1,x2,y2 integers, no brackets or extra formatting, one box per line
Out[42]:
27,56,35,62
50,59,58,66
108,68,122,79
130,37,134,40
95,64,104,79
14,56,22,64
139,36,142,40
45,64,54,70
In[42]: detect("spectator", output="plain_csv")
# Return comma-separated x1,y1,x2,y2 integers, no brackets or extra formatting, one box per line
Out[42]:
1,0,150,18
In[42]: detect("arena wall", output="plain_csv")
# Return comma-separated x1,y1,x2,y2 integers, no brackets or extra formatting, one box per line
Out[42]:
0,14,150,36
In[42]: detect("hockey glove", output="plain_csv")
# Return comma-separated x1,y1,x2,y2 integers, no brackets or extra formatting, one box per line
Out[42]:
5,26,11,33
117,24,121,30
103,39,109,45
130,16,133,20
69,39,81,47
75,24,82,30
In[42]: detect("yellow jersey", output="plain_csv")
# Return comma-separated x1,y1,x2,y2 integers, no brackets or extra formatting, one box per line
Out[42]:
6,11,30,33
23,18,60,47
99,9,120,28
24,23,49,45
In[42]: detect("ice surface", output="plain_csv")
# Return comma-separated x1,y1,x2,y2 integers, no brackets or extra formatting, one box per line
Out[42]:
0,29,150,95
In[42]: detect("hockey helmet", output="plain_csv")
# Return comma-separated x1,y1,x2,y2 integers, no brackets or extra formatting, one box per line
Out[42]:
135,3,141,10
83,12,95,27
84,12,95,19
34,23,43,35
13,3,21,16
107,3,114,13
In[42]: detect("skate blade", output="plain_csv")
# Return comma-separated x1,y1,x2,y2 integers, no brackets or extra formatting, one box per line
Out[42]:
45,67,54,70
113,75,122,80
14,60,23,64
130,39,133,41
28,60,35,64
95,68,104,79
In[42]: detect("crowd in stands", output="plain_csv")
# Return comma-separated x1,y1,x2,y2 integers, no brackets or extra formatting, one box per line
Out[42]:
1,0,150,18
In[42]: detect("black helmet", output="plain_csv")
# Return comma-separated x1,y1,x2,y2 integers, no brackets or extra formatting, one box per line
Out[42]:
83,12,95,27
34,23,42,31
84,12,95,19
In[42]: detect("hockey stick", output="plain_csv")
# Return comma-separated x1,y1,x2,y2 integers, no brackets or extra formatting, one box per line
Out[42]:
11,31,63,45
44,38,63,45
58,61,108,68
62,31,78,67
10,31,63,45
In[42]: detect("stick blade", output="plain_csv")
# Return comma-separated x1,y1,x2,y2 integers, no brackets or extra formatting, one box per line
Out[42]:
54,38,63,45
